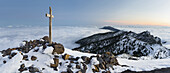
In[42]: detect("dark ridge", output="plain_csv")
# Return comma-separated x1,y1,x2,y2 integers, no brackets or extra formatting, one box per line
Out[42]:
100,26,120,31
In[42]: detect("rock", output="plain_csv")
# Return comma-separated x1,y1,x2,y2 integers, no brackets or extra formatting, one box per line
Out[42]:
20,64,25,68
76,65,81,69
31,56,37,61
22,55,28,60
61,71,68,73
3,60,6,64
8,52,17,59
18,64,27,72
53,58,59,65
81,56,90,64
67,68,73,73
70,60,74,63
81,62,87,73
50,58,59,68
68,57,79,61
1,48,12,57
28,66,39,73
99,63,105,69
50,63,58,68
102,71,111,73
52,44,64,54
62,54,70,60
92,65,99,72
110,57,119,65
67,64,72,68
76,70,82,73
42,36,49,42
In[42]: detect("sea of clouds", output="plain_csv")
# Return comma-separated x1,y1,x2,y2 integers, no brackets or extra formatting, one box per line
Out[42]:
0,25,170,50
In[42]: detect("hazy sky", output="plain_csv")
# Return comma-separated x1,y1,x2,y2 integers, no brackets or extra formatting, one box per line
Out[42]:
0,0,170,27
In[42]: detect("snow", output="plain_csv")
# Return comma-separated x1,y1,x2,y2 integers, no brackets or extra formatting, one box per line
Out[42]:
117,57,170,71
0,25,170,72
0,51,22,73
43,46,54,54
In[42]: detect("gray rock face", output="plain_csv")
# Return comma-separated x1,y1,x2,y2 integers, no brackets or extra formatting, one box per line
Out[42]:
74,29,169,58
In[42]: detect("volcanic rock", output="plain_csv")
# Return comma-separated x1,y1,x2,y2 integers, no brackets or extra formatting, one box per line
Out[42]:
31,56,37,61
62,54,70,60
52,43,64,54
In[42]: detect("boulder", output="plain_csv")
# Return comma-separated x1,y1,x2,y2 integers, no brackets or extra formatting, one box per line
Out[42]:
67,68,73,73
52,44,64,54
31,56,37,61
18,64,27,72
28,66,39,73
62,54,70,60
76,65,81,69
22,55,28,61
81,56,90,64
42,36,50,42
92,65,99,72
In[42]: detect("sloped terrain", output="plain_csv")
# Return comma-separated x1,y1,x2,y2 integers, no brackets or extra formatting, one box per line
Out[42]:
0,36,120,73
74,27,169,59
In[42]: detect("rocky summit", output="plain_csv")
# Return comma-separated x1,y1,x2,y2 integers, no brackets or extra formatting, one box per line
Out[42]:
74,27,169,59
0,36,121,73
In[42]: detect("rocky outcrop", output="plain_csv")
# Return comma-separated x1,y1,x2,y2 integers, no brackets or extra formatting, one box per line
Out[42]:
74,27,169,58
0,36,121,73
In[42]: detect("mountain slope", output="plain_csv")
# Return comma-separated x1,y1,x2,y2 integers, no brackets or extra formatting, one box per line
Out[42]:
74,27,169,59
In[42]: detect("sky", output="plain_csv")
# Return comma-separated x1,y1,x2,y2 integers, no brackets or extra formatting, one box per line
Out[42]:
0,0,170,27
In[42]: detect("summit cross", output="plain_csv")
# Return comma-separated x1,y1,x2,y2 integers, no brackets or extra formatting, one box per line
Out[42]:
46,7,54,44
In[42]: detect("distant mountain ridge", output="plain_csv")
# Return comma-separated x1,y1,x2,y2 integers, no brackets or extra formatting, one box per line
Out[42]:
74,26,169,59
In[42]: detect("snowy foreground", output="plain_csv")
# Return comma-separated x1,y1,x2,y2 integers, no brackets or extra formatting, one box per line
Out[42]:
0,26,170,73
0,39,170,73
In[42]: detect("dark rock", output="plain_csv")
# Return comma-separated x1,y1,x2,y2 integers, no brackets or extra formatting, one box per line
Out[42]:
20,64,25,68
70,60,74,63
42,36,49,42
52,44,64,54
18,64,27,72
81,56,90,64
50,63,58,68
28,66,39,73
3,60,6,64
53,58,59,65
92,65,99,72
99,63,105,69
67,68,73,73
62,54,70,60
102,71,111,73
76,65,81,69
31,56,37,61
23,55,28,60
8,52,17,59
61,71,68,73
67,64,72,68
81,62,87,73
1,48,12,57
33,48,39,52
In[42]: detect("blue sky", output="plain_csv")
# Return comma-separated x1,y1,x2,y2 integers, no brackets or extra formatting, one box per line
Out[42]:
0,0,170,27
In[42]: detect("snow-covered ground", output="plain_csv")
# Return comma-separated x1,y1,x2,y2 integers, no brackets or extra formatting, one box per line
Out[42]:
0,25,170,72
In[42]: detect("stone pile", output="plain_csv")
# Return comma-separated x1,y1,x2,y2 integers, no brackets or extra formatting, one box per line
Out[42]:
0,36,120,73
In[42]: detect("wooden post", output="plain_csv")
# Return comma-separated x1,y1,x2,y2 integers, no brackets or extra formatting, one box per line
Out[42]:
46,7,54,44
